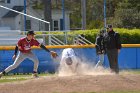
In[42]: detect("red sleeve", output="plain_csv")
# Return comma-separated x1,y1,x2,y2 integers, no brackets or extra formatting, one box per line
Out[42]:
17,39,22,47
32,39,40,46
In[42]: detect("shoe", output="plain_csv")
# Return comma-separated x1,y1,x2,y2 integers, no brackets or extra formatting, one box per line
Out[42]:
0,72,3,78
115,70,119,74
32,73,39,78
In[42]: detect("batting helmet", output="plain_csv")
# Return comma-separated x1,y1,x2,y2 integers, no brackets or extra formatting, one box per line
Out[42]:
65,57,73,65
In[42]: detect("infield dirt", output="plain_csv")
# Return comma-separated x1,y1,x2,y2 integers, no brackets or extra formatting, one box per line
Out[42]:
0,72,140,93
0,62,140,93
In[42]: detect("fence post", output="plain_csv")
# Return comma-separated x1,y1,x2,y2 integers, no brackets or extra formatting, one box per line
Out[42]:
42,34,45,45
64,31,67,44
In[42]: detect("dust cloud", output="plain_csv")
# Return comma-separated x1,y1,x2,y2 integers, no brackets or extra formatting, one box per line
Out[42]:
57,57,112,77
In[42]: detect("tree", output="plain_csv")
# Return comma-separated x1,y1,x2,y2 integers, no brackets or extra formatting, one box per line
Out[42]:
42,0,52,31
113,0,140,28
31,0,140,29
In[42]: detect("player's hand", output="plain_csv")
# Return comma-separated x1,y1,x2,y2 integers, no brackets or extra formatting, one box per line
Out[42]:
118,49,120,54
50,51,58,58
12,54,17,60
102,50,105,53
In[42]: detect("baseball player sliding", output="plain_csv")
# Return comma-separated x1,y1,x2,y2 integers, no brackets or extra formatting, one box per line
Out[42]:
0,30,57,78
59,48,79,74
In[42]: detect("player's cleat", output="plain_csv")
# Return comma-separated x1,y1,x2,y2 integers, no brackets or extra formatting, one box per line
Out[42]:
32,73,39,78
0,72,3,78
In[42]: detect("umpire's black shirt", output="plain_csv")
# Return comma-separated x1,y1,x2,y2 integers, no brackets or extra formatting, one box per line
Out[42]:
105,30,122,50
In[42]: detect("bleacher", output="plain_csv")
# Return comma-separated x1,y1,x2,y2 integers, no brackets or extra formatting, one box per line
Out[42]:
0,30,45,46
0,30,25,46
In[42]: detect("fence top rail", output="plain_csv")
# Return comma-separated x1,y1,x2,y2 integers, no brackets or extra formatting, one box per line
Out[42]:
0,44,140,50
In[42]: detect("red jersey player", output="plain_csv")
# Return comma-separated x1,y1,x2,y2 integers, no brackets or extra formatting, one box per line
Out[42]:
0,30,57,78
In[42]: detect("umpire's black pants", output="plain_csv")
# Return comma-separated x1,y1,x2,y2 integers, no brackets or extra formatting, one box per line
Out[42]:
107,49,119,74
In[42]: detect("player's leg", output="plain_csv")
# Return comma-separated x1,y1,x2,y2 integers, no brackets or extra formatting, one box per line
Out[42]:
107,49,118,73
0,52,25,78
27,52,39,77
99,54,104,65
95,54,104,68
112,49,119,74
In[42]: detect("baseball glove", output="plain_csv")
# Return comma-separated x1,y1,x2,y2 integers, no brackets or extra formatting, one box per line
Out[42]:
50,51,58,58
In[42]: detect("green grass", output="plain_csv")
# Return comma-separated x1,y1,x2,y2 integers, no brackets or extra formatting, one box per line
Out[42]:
0,74,30,83
0,73,55,83
100,91,140,93
58,91,140,93
52,91,140,93
0,78,27,83
121,69,140,74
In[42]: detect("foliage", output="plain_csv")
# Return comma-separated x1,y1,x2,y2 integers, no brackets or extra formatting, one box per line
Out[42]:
32,0,140,29
35,29,140,44
69,28,140,44
115,28,140,44
113,0,140,28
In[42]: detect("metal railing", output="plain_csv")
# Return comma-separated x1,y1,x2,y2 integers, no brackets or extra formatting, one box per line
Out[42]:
50,35,65,45
74,35,94,45
0,30,94,45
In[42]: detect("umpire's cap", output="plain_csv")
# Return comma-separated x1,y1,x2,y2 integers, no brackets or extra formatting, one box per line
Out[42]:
106,24,113,29
27,30,35,35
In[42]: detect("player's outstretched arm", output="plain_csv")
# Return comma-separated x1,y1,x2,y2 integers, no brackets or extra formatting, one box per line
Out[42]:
40,44,58,58
40,44,50,52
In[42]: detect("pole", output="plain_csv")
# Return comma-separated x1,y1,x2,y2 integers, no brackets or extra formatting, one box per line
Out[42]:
48,22,51,45
62,0,67,44
24,0,26,32
0,5,50,24
81,0,86,30
43,0,52,31
104,0,107,28
62,0,65,30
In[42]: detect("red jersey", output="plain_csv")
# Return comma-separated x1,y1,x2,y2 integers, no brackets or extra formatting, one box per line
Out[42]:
17,37,40,53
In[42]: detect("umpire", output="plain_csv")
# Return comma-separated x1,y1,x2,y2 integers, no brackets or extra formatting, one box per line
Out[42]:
104,24,122,74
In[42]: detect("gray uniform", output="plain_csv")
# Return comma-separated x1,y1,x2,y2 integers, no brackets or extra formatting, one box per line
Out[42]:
5,51,39,73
